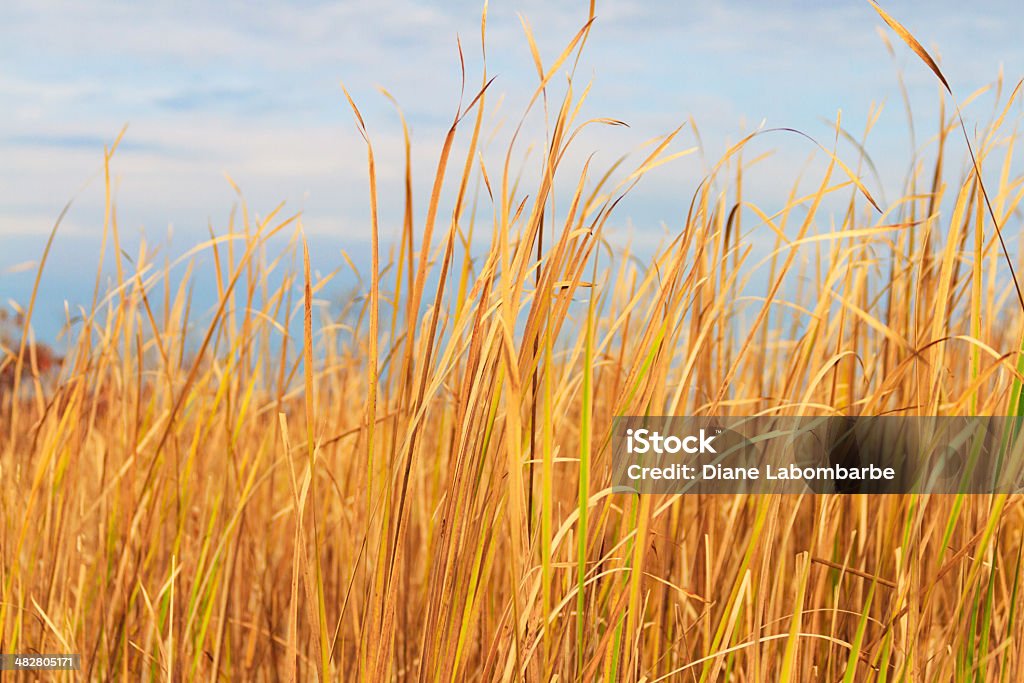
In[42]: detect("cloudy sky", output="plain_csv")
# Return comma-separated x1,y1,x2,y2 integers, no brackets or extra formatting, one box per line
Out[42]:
2,0,1023,338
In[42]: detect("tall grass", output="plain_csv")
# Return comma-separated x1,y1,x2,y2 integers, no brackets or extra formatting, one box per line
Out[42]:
3,4,1024,680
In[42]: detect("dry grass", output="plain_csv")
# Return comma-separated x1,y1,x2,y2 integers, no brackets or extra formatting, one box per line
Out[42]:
3,4,1024,681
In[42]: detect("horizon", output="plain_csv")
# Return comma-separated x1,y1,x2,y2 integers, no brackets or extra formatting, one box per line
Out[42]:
3,0,1024,342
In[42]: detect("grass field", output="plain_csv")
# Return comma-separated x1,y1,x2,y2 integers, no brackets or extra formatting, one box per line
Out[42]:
3,4,1024,680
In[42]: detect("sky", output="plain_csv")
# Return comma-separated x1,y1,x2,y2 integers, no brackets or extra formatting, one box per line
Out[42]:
2,0,1024,340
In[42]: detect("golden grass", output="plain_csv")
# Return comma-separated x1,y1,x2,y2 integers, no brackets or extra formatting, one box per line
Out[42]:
3,4,1024,680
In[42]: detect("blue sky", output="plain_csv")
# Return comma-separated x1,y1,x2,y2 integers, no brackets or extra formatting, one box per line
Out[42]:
2,0,1023,339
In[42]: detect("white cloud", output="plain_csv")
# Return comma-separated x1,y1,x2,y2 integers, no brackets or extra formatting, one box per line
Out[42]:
1,0,1022,256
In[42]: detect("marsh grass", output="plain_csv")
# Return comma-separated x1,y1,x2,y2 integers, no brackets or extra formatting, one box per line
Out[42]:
3,4,1024,680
